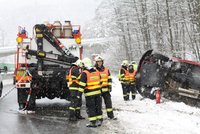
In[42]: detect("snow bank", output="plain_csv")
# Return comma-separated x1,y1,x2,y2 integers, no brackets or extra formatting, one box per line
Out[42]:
110,77,200,134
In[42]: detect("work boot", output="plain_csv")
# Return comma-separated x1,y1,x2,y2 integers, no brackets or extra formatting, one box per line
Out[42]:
86,121,97,127
69,110,77,121
109,117,117,120
107,111,114,118
132,95,136,100
75,110,85,120
124,96,129,101
108,112,117,120
96,119,103,126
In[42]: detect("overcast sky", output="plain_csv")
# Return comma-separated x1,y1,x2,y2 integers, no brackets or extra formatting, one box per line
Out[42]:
0,0,102,41
0,0,102,25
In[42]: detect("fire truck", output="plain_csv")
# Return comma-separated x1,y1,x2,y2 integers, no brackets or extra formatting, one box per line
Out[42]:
15,21,83,111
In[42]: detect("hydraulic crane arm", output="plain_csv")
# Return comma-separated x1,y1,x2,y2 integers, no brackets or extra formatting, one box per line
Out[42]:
26,49,77,65
34,24,77,58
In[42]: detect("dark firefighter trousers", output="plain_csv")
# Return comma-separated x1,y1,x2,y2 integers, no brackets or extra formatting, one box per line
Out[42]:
85,94,103,122
102,91,114,118
69,90,82,115
127,84,137,100
121,83,129,101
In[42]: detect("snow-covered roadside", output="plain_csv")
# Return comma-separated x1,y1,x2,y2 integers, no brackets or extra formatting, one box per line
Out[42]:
3,79,13,86
110,76,200,134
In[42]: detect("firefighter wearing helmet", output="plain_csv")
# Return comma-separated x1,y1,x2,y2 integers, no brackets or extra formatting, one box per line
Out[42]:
119,60,130,101
77,57,103,127
127,63,137,100
131,60,138,71
94,56,116,120
68,59,85,121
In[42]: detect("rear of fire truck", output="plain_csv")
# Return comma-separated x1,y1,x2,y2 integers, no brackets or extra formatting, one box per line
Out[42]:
15,21,82,111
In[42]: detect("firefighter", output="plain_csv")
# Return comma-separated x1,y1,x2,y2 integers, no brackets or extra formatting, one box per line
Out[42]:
128,64,137,100
68,59,85,121
94,56,115,119
78,57,103,127
119,60,130,101
131,61,138,71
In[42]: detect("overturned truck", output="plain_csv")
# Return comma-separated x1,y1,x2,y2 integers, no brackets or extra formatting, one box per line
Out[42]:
136,50,200,106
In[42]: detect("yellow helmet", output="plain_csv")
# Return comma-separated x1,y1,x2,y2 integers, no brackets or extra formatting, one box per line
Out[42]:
82,57,92,68
122,60,129,66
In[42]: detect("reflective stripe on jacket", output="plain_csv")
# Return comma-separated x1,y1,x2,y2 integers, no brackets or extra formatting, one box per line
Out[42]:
98,67,112,92
69,66,79,86
84,70,101,90
68,66,79,90
119,68,129,81
129,70,137,83
78,69,101,97
99,67,109,87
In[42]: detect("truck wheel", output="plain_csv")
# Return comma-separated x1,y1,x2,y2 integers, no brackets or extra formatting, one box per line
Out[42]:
0,82,3,97
28,102,36,111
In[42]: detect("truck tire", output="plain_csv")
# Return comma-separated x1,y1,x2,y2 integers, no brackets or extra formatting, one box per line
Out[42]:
0,82,3,97
17,88,36,110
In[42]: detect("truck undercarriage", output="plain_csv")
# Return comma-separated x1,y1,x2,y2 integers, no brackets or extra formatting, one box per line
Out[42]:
136,50,200,107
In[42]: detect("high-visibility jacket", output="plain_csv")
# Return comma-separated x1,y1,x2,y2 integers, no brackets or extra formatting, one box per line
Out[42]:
97,67,112,92
133,63,138,71
129,70,137,83
119,67,129,82
68,66,80,90
78,68,101,96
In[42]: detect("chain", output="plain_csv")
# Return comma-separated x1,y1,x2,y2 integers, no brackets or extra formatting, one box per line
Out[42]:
0,86,16,101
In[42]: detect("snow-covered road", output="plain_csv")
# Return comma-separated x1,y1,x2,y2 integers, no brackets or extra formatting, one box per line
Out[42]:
105,77,200,134
1,77,200,134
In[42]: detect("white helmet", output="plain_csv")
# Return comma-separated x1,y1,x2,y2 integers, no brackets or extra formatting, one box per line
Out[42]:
43,21,50,26
73,59,83,67
131,61,136,64
122,60,129,66
82,57,92,68
95,55,104,62
129,64,133,67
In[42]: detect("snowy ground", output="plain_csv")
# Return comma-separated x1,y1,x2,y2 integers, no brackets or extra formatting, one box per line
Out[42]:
2,77,200,134
106,77,200,134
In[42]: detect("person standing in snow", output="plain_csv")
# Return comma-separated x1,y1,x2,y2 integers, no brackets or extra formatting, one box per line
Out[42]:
127,64,137,100
68,59,85,121
77,57,103,127
131,61,138,71
119,60,130,101
94,56,115,119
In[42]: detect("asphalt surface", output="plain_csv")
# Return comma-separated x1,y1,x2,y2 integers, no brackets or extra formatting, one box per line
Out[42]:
0,84,98,134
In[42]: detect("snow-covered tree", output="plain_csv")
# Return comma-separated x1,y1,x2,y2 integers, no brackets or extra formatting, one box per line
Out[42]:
83,0,200,72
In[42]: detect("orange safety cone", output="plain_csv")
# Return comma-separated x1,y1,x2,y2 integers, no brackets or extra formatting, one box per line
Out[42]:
156,89,160,104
